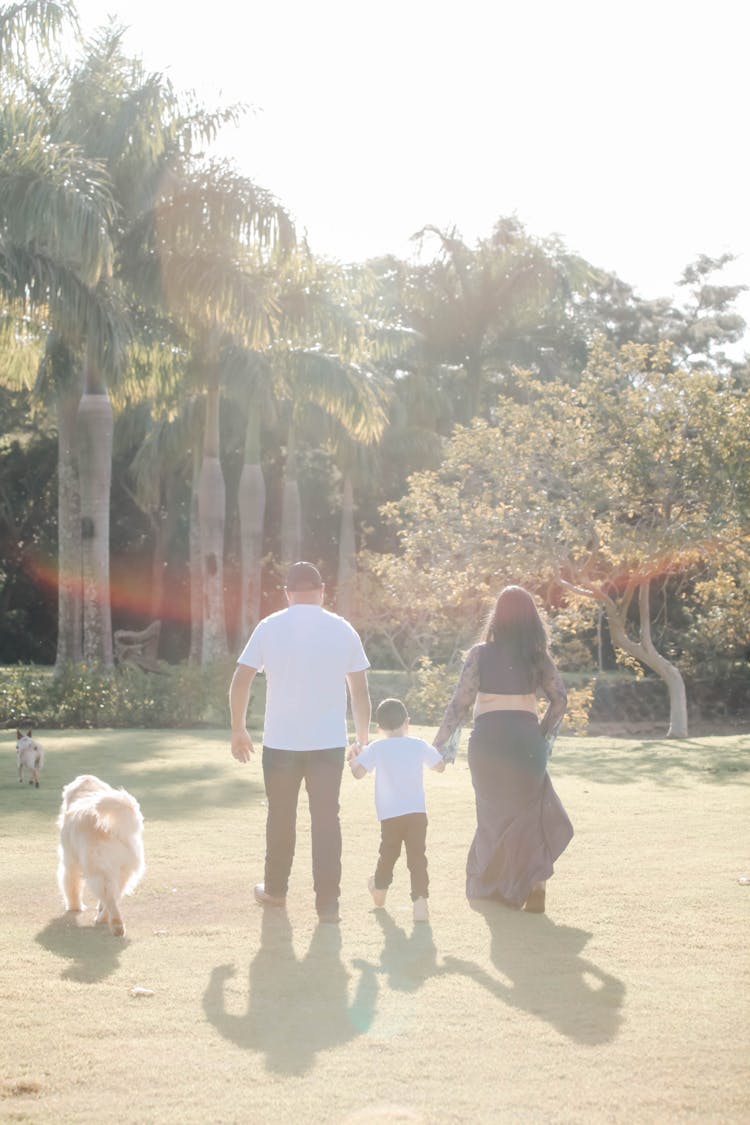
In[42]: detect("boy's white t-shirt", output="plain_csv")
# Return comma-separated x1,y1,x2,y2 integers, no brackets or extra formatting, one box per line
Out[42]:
355,735,443,820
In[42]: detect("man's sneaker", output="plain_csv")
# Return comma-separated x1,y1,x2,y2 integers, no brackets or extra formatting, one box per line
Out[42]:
254,883,286,908
368,876,387,908
413,897,429,923
317,903,340,924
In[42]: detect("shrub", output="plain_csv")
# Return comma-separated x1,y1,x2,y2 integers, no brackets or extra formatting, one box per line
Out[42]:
563,678,596,735
0,660,239,730
405,657,459,725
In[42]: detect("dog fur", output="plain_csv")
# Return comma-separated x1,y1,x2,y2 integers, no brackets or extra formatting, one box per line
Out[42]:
57,774,145,937
16,729,44,787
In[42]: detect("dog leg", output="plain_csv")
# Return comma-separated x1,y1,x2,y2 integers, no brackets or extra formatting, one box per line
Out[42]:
59,861,85,912
94,902,109,926
100,885,125,936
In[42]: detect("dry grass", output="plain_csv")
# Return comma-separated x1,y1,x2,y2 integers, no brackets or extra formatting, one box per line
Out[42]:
1,726,748,1124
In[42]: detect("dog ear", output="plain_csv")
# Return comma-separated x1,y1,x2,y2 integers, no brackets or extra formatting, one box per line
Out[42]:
16,729,23,740
26,728,32,737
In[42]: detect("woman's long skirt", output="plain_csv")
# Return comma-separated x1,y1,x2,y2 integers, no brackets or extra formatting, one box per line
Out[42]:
466,711,573,906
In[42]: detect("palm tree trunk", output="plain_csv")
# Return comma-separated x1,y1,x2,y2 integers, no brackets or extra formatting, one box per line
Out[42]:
238,407,265,644
281,417,301,566
188,442,202,665
465,353,483,422
76,351,114,666
149,471,178,623
336,475,356,620
198,380,228,663
55,375,82,668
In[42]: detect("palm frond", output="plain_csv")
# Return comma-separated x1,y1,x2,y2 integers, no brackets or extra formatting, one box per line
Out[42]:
0,107,115,284
278,347,389,443
0,0,77,71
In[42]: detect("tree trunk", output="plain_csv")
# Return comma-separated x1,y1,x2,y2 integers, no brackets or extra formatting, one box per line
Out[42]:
188,443,202,665
604,580,688,737
76,352,113,667
336,475,356,620
55,376,82,668
198,381,228,663
149,471,178,624
281,419,301,566
238,427,266,645
465,353,483,422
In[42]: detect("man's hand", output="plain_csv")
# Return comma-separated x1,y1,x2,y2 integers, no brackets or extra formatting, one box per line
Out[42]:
231,728,254,763
346,740,362,761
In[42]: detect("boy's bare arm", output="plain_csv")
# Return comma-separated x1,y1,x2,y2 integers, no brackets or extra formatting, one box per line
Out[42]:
431,758,446,773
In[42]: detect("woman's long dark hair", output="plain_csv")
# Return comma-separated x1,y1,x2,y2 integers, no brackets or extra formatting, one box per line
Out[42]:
481,585,549,678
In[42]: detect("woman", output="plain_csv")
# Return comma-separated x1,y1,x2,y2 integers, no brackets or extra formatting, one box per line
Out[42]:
433,585,572,912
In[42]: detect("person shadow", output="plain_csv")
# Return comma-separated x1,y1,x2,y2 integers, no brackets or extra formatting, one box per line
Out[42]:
444,901,625,1045
346,907,445,1042
35,912,126,983
203,909,377,1074
353,908,440,994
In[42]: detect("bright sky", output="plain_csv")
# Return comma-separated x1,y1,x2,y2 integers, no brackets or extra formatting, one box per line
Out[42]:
75,0,748,337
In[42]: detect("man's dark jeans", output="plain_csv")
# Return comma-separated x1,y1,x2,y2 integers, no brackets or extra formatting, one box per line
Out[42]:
261,746,345,913
373,812,429,901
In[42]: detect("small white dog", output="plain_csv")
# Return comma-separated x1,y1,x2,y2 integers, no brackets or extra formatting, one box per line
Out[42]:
57,774,145,937
16,728,44,787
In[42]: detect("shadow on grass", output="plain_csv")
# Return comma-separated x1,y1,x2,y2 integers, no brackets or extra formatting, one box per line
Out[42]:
0,732,265,823
553,735,750,788
35,912,125,983
351,908,440,997
203,909,374,1074
443,900,625,1045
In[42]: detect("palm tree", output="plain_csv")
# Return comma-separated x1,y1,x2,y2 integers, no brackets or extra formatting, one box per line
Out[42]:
44,22,288,666
409,218,573,421
137,167,293,663
1,9,127,666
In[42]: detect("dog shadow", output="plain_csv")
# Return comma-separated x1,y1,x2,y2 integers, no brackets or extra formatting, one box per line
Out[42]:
35,912,126,983
203,909,375,1075
443,900,625,1044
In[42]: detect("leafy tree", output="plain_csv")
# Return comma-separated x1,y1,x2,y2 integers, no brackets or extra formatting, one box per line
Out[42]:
366,342,750,735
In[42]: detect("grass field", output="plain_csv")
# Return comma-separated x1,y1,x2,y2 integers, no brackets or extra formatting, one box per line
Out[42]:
1,726,748,1124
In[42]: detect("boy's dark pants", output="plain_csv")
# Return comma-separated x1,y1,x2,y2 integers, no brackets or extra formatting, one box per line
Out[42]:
373,812,429,900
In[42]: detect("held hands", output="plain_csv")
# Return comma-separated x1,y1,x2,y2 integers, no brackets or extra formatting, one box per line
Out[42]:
346,740,363,761
440,726,461,764
231,729,254,763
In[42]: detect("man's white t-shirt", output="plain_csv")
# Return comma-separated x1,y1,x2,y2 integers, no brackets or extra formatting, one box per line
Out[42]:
237,604,369,750
355,735,443,820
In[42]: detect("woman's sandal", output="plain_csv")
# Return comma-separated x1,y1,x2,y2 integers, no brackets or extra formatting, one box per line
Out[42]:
523,883,546,913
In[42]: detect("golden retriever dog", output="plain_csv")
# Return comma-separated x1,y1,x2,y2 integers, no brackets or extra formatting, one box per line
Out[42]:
16,728,44,787
57,774,145,937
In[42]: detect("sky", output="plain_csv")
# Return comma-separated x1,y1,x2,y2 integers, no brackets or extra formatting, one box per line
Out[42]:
74,0,748,337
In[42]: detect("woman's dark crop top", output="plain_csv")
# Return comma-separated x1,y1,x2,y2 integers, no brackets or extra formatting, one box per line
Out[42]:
433,640,568,748
477,641,537,695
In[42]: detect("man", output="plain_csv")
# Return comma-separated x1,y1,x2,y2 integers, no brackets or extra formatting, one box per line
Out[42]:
229,561,371,923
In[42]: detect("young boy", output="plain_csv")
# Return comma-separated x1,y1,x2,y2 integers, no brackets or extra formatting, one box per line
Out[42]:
348,697,445,923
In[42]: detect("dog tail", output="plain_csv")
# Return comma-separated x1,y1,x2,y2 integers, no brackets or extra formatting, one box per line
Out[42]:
93,792,144,836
